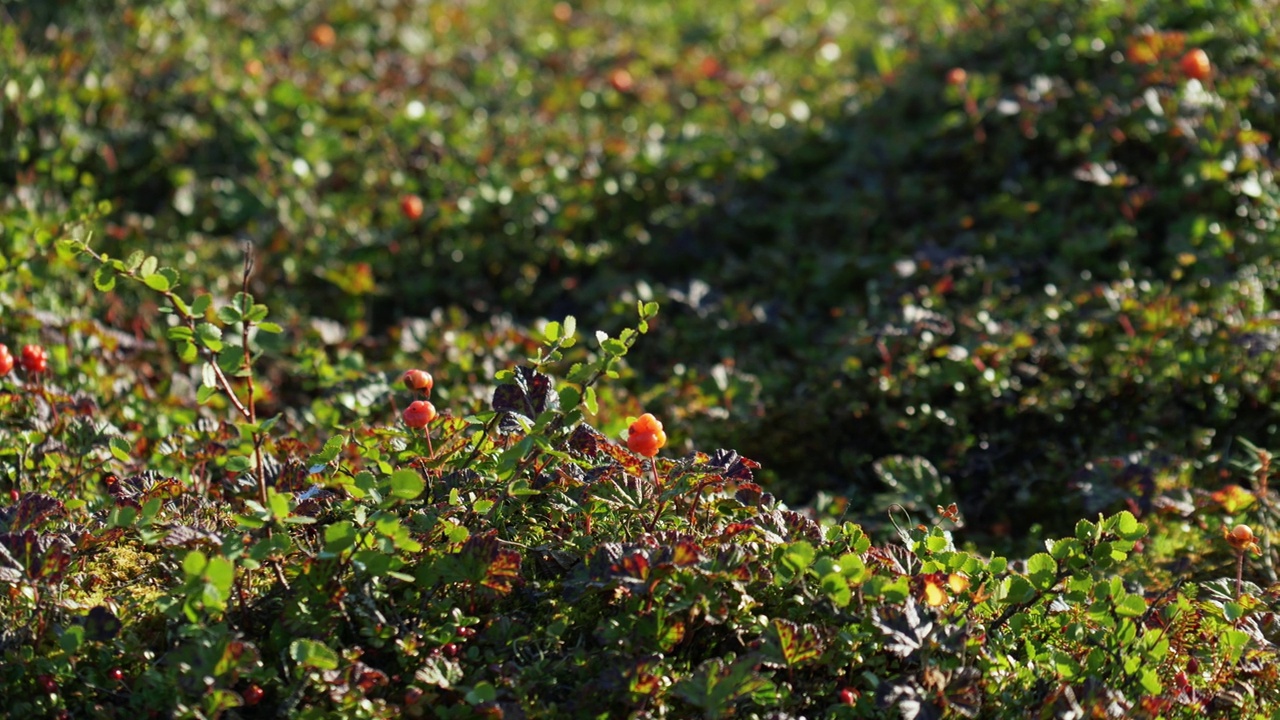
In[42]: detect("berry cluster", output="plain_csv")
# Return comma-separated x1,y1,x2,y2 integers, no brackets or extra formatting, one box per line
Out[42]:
402,369,437,428
0,343,48,376
626,413,667,458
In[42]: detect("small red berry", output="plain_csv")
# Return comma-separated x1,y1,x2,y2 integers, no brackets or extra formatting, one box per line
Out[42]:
442,642,459,658
403,400,437,428
19,344,48,374
457,626,476,640
609,68,634,93
403,369,434,394
37,674,58,693
108,667,124,682
8,489,17,504
945,67,967,86
310,23,337,49
1180,49,1211,81
243,683,265,705
0,344,12,376
838,687,859,705
401,194,425,221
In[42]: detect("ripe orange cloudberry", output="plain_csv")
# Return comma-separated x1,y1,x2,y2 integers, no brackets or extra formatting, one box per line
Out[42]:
403,400,437,428
627,413,667,457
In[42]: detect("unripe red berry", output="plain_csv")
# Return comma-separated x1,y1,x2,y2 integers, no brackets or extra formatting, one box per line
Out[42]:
0,344,12,376
37,674,58,693
1180,49,1211,81
945,67,967,86
8,489,17,504
401,194,425,221
403,369,434,394
403,400,437,428
838,687,859,705
19,344,48,374
243,683,264,705
108,667,124,682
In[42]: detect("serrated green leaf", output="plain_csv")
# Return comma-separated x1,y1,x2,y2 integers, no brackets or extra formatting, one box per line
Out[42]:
584,386,598,414
109,437,132,463
196,323,223,351
1115,594,1147,618
562,315,576,338
544,321,561,343
217,305,243,324
309,435,345,465
290,639,339,670
139,255,158,277
1026,552,1058,591
125,250,145,272
388,469,425,500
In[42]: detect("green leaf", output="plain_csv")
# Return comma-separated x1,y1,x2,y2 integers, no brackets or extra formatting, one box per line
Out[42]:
562,315,576,339
1026,552,1058,591
93,265,116,291
182,550,208,580
217,304,243,324
196,385,219,404
308,435,346,466
143,273,170,291
820,572,852,607
59,625,85,654
388,469,425,500
1112,510,1146,541
776,541,815,582
258,321,283,333
1115,594,1147,618
224,456,252,472
109,436,132,463
205,556,234,598
289,638,339,671
544,321,561,343
584,386,598,414
465,681,498,705
191,294,213,316
139,255,158,277
196,323,223,351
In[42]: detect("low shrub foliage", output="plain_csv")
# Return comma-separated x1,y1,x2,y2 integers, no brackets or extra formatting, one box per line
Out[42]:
4,0,1280,717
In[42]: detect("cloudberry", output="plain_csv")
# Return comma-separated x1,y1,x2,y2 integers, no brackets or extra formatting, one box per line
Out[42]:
403,369,433,393
19,344,47,374
627,413,667,457
403,400,437,428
